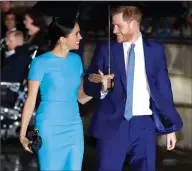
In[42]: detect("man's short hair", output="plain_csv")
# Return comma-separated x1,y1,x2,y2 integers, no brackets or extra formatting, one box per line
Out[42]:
111,6,142,23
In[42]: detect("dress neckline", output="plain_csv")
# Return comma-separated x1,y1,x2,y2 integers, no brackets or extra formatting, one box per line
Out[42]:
49,51,70,60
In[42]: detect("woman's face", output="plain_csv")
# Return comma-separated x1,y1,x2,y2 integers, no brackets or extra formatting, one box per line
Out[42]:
65,23,82,50
23,14,33,30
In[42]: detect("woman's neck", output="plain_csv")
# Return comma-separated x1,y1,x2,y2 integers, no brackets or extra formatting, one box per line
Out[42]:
52,45,69,58
28,26,40,36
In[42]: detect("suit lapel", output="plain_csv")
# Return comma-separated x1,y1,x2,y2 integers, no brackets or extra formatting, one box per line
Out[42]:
143,38,156,89
112,38,154,93
112,42,127,92
143,38,151,77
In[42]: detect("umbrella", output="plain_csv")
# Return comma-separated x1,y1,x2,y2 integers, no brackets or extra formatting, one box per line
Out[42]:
32,1,80,19
33,1,186,19
33,1,186,74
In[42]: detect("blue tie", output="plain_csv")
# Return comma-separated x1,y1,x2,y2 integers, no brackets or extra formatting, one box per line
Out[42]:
124,43,135,120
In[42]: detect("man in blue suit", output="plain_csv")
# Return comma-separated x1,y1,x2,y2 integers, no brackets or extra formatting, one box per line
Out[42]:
84,5,183,171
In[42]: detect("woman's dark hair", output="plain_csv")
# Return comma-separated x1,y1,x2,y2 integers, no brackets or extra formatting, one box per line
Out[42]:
47,17,78,50
25,8,46,30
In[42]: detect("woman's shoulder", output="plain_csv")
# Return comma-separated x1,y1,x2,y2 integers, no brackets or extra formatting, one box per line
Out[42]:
69,52,82,62
34,51,51,60
69,52,80,57
31,52,51,65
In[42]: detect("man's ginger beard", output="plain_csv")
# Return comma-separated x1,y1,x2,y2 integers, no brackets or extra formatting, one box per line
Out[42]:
116,31,134,43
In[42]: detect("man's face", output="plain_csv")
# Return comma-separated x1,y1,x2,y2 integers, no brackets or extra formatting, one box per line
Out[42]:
112,13,134,43
6,33,18,50
1,1,12,13
5,14,16,30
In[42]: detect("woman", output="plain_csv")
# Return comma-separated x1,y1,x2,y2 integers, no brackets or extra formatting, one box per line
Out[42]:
23,9,47,55
19,18,93,171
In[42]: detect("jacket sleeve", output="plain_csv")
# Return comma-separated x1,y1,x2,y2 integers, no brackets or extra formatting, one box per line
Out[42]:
83,41,106,98
156,45,183,130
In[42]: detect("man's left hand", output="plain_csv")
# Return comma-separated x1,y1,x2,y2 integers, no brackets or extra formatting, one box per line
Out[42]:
166,132,177,150
88,70,114,84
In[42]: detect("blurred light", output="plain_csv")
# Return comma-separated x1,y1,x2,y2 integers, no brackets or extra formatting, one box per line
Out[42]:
14,122,20,126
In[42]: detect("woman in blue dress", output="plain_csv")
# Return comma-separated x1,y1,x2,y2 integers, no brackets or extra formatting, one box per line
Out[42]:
19,18,95,170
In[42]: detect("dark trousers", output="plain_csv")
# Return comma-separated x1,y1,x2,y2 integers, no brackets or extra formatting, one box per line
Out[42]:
96,115,156,171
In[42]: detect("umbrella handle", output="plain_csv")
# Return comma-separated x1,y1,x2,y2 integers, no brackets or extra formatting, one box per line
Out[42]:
107,78,115,92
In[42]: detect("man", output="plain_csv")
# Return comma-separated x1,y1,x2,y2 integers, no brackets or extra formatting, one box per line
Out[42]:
84,5,183,171
1,10,17,66
1,30,32,82
1,1,14,37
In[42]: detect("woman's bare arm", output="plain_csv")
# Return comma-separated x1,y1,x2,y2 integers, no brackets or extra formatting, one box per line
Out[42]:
20,80,40,137
78,79,93,105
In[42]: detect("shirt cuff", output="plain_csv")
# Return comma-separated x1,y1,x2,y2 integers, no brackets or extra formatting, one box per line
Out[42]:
100,79,108,99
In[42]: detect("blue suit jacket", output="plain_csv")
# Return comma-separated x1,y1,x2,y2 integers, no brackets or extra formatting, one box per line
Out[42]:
84,38,183,139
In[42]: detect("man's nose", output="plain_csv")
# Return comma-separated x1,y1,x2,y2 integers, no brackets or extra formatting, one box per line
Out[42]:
113,26,117,34
113,28,117,34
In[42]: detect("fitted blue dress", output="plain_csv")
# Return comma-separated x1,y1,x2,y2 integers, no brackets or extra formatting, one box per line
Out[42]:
28,52,84,170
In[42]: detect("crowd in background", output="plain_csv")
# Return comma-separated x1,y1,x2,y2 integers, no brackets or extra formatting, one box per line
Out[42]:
1,1,49,83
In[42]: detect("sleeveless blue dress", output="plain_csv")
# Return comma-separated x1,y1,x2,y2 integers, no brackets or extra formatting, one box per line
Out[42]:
28,51,84,170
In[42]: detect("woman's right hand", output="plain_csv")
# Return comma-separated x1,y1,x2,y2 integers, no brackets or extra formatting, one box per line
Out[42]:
20,136,33,153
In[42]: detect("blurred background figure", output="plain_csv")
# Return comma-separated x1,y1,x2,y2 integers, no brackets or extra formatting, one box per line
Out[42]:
3,10,17,37
1,1,14,36
1,0,14,12
23,9,47,56
1,30,32,82
1,10,17,67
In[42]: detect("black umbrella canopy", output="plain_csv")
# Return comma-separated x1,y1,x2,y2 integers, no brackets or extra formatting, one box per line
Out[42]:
32,1,80,19
140,1,186,17
33,1,110,31
114,1,186,17
32,1,187,75
33,1,187,31
33,1,186,18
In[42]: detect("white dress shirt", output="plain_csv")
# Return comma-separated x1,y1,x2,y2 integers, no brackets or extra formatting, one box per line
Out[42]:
101,34,152,116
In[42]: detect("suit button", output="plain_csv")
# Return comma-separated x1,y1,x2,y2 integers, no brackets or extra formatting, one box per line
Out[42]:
124,98,126,101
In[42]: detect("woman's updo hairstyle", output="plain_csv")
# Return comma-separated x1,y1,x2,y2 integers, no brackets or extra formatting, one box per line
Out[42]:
48,17,78,50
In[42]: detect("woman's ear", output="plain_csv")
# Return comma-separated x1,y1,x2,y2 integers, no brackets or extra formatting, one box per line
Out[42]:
59,36,66,44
